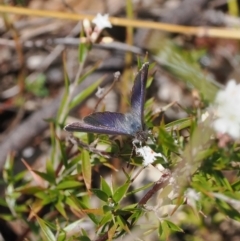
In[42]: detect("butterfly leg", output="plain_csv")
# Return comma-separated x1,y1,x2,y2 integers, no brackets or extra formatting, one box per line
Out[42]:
67,135,111,158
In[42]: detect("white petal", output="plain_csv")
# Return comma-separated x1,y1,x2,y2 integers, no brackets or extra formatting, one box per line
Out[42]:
92,13,112,30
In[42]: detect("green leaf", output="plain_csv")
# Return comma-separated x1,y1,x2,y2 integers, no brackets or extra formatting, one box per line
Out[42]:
78,200,99,224
91,189,109,202
116,215,130,233
57,232,66,241
65,196,83,211
165,118,191,132
103,204,115,213
56,180,83,190
59,140,68,168
78,61,101,85
64,153,82,173
195,148,215,163
99,211,112,226
16,186,45,194
127,208,142,225
158,220,170,240
158,125,179,152
164,220,183,232
3,153,14,182
216,199,240,221
79,236,91,241
46,159,56,182
228,0,239,16
49,123,60,167
69,78,103,109
78,34,90,63
113,182,130,203
34,190,59,205
127,182,154,196
212,171,233,191
81,228,89,237
55,199,67,219
33,170,56,184
62,219,83,235
0,214,15,221
0,198,7,207
101,176,112,196
13,170,27,183
36,215,55,241
192,178,212,193
81,149,91,190
232,180,240,191
5,184,16,216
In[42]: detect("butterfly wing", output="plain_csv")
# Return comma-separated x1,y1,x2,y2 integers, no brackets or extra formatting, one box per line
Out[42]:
130,62,149,129
65,62,149,138
65,112,135,136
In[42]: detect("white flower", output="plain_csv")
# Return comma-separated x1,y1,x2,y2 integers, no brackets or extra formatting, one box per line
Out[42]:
212,80,240,139
95,86,105,98
184,188,201,210
201,111,209,122
92,13,112,31
135,146,167,166
185,188,200,201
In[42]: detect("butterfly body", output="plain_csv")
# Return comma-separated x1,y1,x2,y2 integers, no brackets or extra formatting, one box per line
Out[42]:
65,62,150,143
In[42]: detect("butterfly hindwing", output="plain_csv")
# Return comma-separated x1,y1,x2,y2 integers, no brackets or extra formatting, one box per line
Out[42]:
65,112,134,136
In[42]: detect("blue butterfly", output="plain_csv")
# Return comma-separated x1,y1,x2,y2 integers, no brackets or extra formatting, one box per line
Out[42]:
65,62,149,143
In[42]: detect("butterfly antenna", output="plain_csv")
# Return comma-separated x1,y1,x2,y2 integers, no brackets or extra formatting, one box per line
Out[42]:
94,71,121,112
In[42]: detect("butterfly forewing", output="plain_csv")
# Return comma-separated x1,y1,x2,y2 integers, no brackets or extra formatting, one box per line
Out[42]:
130,62,149,129
84,112,134,135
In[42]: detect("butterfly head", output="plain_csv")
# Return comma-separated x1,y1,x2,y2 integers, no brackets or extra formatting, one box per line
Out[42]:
134,130,149,144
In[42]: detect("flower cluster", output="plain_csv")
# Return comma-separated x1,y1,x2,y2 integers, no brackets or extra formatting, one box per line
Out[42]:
212,80,240,140
135,146,166,166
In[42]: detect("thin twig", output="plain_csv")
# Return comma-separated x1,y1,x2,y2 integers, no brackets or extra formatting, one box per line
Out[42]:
1,5,240,39
138,169,171,206
0,38,143,56
95,233,108,241
94,71,120,111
